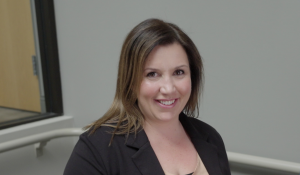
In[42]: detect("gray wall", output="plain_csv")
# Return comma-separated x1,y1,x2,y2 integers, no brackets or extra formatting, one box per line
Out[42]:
56,1,300,174
57,0,300,161
1,1,299,174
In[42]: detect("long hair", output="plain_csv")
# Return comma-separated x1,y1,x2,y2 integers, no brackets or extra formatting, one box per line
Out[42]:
86,18,203,141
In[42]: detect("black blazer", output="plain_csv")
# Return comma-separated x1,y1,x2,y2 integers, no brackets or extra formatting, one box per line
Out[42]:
64,113,231,175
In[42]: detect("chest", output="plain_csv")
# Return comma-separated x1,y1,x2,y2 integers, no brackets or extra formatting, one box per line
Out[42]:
150,140,199,175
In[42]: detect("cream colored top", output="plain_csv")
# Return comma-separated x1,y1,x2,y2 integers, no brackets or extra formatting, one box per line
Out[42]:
163,154,209,175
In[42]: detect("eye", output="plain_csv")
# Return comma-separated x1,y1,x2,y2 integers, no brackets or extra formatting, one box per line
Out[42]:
146,72,157,77
174,69,184,75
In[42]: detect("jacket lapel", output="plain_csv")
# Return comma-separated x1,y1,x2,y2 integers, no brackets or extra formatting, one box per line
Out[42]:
192,138,223,175
126,130,165,175
180,113,224,175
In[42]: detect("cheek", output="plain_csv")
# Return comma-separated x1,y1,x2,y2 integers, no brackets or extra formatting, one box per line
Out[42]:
177,78,192,97
138,80,158,99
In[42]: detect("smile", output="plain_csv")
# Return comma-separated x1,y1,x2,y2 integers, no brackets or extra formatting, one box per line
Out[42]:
158,100,176,105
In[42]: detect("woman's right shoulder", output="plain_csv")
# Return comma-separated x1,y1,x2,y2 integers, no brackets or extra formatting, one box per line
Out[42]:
80,125,116,145
64,126,120,175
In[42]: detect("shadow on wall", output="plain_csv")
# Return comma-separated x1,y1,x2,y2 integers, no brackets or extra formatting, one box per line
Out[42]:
230,163,298,175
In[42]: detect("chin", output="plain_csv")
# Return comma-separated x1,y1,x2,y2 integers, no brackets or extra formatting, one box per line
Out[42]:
154,111,180,122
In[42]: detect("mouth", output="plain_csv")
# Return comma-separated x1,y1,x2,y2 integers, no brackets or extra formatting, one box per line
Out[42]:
158,100,176,105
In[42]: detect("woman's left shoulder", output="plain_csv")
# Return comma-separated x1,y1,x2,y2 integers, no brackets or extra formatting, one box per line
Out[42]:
181,114,231,174
180,113,225,145
181,114,220,135
188,117,220,134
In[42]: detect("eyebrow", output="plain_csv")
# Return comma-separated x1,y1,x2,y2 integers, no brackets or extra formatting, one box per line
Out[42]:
175,65,189,69
144,65,189,71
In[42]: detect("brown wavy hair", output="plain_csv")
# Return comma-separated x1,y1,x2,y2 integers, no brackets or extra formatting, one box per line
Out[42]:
86,18,203,139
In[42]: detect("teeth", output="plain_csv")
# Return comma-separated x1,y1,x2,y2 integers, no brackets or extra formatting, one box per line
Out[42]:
159,100,175,105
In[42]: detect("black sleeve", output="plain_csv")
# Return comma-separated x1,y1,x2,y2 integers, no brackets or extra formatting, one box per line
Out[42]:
214,130,231,175
63,133,107,175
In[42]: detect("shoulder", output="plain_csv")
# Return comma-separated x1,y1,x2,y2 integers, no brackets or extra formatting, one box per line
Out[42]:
186,116,221,138
181,114,231,174
180,113,227,152
81,126,116,145
187,116,217,131
180,113,221,140
64,126,127,174
79,125,129,153
76,125,123,159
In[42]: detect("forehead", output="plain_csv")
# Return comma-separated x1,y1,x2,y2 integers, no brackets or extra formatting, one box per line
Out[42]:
144,42,189,68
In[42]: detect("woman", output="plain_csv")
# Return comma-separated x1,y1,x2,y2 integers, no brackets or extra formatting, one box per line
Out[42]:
64,18,231,175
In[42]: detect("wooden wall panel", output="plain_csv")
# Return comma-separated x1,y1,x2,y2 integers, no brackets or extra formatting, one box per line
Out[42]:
0,0,41,112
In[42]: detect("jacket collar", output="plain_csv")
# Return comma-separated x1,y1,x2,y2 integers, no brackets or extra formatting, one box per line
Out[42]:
180,113,224,175
126,127,165,175
125,113,223,175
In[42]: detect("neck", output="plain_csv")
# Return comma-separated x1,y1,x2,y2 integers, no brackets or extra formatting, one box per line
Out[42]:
143,117,186,144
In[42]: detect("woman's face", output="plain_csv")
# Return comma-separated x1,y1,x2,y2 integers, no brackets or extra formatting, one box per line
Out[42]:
138,42,191,124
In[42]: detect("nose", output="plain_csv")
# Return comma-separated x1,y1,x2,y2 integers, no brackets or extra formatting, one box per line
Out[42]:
160,77,175,94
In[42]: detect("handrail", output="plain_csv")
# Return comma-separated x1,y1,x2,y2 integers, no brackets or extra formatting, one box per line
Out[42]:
0,128,84,154
227,152,300,174
0,128,299,173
